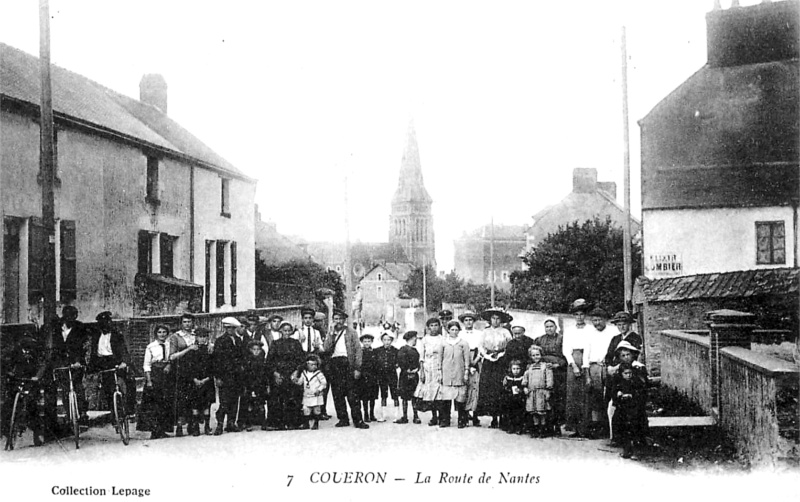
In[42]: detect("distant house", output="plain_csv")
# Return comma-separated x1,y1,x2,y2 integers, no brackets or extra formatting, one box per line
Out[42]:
453,224,526,291
633,0,800,373
525,167,640,251
1,43,256,322
359,262,413,323
255,206,310,265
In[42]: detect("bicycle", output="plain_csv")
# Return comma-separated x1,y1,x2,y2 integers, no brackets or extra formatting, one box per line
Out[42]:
96,366,130,445
4,377,45,451
52,366,81,450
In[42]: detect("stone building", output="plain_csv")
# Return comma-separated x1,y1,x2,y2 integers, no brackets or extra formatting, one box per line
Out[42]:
453,224,526,290
358,262,413,323
1,43,256,323
389,122,436,270
633,0,800,373
525,167,640,250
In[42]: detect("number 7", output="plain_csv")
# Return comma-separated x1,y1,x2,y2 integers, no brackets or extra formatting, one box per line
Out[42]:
287,475,294,487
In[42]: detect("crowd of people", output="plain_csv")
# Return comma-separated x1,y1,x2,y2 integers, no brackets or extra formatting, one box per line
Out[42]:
1,298,649,459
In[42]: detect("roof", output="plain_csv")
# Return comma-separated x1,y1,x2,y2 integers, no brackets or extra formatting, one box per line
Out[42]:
461,224,526,241
255,220,311,265
634,267,799,304
640,59,799,210
1,43,249,181
362,262,413,282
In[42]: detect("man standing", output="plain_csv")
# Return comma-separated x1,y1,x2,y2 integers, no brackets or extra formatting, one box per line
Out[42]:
604,312,643,366
296,307,324,354
583,307,618,438
213,317,247,434
322,301,368,429
47,305,89,431
241,310,270,356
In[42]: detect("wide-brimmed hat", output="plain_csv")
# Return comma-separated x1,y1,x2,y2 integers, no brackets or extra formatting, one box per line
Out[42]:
570,299,591,313
615,340,641,354
481,307,512,324
611,311,634,325
458,310,478,322
300,306,316,317
221,317,241,327
588,307,609,319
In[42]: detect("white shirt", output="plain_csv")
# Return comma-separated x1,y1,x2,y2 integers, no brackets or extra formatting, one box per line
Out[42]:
562,322,588,366
583,324,619,368
461,328,483,351
143,340,168,372
174,330,196,347
61,324,72,342
296,325,323,352
97,332,113,356
332,330,348,358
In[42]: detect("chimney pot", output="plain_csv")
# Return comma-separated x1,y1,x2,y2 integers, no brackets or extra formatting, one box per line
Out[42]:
139,74,168,114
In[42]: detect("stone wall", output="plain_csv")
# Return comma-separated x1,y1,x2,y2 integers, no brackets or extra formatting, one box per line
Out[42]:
660,329,714,414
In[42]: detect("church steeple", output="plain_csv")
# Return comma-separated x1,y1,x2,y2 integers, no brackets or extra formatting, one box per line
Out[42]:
389,121,436,270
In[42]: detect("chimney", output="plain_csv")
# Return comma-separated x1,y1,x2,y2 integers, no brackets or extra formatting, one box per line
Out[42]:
597,181,617,199
706,0,799,68
572,168,597,194
139,74,168,113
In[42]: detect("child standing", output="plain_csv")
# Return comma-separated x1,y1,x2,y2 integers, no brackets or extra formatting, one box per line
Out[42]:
243,340,269,431
523,345,553,437
373,333,399,422
183,328,215,435
502,360,527,435
357,334,378,422
395,331,421,424
611,362,648,459
292,354,327,429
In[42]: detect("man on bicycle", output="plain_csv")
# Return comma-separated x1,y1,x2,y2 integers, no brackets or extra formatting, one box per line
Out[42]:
46,305,90,432
89,312,135,420
1,332,47,446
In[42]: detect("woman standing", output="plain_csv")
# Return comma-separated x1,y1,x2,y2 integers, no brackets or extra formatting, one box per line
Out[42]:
414,318,445,426
562,299,591,437
475,308,513,428
438,321,472,428
139,325,173,439
459,311,482,427
532,318,567,436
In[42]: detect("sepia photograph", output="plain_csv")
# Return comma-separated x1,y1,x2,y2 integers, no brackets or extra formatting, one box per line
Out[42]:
1,0,798,500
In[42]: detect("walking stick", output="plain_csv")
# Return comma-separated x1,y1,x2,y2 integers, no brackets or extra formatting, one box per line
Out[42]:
235,395,241,427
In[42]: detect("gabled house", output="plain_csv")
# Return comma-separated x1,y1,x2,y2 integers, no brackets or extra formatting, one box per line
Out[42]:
1,43,257,322
359,262,413,324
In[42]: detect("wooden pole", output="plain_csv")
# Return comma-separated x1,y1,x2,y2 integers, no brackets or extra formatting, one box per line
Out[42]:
39,0,58,330
621,25,633,313
490,216,496,308
422,255,427,315
344,176,353,331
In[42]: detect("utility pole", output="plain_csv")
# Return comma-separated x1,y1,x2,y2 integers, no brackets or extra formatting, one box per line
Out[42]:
621,25,633,313
490,217,496,308
344,176,354,332
39,0,58,330
422,256,427,315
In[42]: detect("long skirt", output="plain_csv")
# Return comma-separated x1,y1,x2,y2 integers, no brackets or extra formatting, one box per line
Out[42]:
475,357,505,416
465,367,480,412
565,349,588,433
551,367,567,424
137,363,173,433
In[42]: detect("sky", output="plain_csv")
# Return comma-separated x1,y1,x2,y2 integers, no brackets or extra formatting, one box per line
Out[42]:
1,0,760,272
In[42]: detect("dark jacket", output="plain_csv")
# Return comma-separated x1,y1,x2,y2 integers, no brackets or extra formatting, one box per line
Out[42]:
373,345,398,377
322,327,362,371
213,333,248,382
397,345,419,373
505,336,534,369
604,332,644,366
88,327,129,371
265,337,305,379
49,319,88,367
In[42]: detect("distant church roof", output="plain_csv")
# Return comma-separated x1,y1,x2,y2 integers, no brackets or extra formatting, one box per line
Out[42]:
392,122,432,205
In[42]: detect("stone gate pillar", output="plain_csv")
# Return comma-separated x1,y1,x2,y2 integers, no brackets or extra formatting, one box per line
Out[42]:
705,309,757,415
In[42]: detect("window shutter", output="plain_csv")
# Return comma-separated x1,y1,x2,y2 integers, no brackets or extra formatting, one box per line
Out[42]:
28,217,45,303
205,240,213,312
160,234,174,277
756,223,771,264
772,222,786,264
138,230,152,274
216,241,225,307
230,241,237,307
60,220,77,301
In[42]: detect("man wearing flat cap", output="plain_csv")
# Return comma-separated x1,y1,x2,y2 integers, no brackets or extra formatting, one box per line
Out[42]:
213,317,247,434
438,309,454,324
296,307,323,354
89,311,135,419
322,300,367,429
267,314,283,346
239,311,269,357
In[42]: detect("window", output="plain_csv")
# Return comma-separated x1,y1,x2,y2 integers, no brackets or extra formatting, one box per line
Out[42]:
377,286,383,299
159,234,174,277
230,241,237,307
756,221,785,265
220,178,231,217
137,230,153,274
501,271,510,283
216,241,226,307
59,220,76,301
205,240,213,312
146,156,159,203
377,273,383,281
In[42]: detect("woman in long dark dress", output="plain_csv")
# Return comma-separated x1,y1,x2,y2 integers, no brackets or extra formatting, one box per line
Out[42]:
139,325,174,439
532,317,568,436
475,308,512,428
563,299,591,437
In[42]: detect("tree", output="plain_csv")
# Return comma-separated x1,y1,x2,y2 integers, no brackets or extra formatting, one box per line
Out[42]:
255,253,345,310
400,267,511,313
510,216,641,314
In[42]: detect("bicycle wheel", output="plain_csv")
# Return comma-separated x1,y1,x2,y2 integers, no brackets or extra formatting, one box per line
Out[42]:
113,392,130,445
68,391,80,450
5,392,23,451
